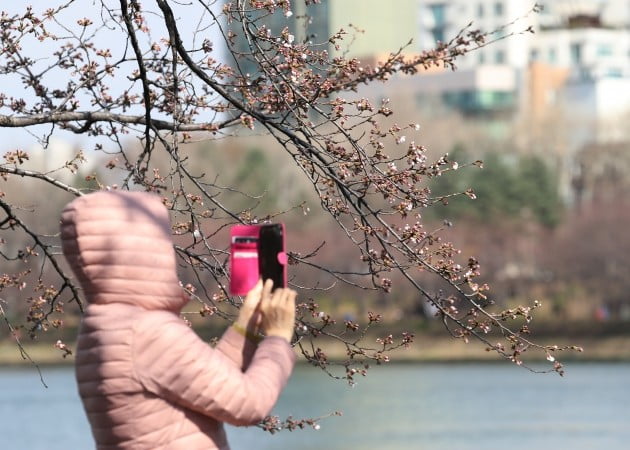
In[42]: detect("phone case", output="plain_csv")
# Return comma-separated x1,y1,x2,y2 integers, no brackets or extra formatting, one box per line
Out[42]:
229,224,287,295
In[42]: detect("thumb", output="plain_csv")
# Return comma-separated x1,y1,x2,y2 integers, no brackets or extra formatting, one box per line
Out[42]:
243,279,263,309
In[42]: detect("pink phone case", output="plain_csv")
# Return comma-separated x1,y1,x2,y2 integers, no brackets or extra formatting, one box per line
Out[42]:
229,225,261,296
229,224,288,295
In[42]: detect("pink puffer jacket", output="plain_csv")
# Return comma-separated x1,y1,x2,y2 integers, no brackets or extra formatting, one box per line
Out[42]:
60,191,296,449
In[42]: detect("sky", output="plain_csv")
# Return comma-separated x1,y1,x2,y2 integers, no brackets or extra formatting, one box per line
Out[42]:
0,0,226,161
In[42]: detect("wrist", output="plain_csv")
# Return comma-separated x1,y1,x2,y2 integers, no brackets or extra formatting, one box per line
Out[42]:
235,309,260,332
234,316,254,332
264,328,293,343
232,322,262,343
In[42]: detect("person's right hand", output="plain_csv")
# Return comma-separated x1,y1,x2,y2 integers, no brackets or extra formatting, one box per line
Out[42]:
259,279,296,343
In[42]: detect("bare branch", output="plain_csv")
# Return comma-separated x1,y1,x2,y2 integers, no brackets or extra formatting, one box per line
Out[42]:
0,111,238,132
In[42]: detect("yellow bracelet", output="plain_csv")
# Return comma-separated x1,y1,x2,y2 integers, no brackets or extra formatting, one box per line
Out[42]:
232,323,263,343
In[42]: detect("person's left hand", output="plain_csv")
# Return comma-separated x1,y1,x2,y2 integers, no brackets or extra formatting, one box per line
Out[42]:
234,279,264,335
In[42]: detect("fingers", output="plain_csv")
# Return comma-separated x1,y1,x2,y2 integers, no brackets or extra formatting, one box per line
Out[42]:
259,287,297,342
243,279,264,308
262,278,274,301
236,281,294,338
265,287,295,309
276,288,296,309
259,287,296,315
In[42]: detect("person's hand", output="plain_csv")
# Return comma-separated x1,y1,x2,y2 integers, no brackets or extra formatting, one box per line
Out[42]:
234,279,264,335
259,279,296,343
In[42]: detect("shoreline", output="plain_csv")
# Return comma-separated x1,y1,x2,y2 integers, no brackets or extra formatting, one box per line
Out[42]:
2,334,630,367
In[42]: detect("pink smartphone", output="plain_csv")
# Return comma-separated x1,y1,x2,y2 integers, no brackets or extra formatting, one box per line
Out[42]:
229,224,287,295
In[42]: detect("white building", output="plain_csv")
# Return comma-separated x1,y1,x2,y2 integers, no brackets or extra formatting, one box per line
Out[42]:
531,5,630,81
415,0,630,146
418,0,630,72
418,0,536,69
536,0,630,30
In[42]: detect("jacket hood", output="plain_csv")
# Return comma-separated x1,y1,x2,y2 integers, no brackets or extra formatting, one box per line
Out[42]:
60,190,187,312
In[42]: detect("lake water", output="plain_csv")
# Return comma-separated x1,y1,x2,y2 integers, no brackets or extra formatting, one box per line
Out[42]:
0,362,628,449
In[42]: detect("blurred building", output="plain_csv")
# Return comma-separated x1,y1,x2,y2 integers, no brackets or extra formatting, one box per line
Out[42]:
418,0,534,68
227,0,420,77
227,1,630,147
223,0,629,209
327,0,418,56
413,1,630,207
416,1,630,127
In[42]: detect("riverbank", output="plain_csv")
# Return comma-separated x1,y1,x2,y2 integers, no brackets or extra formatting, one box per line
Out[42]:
295,333,630,363
2,333,629,366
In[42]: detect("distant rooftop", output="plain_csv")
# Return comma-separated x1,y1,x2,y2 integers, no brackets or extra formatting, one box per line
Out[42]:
567,14,603,29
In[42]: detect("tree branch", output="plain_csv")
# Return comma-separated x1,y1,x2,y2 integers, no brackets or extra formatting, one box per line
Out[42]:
0,111,238,132
0,166,84,196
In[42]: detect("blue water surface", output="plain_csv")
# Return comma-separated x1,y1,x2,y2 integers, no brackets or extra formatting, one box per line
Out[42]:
0,362,628,449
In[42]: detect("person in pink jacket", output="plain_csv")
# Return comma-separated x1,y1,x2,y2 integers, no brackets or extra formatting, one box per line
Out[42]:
60,190,297,449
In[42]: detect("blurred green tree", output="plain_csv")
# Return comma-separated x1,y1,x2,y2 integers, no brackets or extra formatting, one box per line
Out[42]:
430,148,562,227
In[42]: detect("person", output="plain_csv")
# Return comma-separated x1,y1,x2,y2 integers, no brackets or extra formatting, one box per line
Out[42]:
60,190,297,449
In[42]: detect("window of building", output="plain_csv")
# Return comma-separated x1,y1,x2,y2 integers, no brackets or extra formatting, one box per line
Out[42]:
495,50,505,64
570,43,583,65
548,48,557,64
431,28,446,43
597,44,613,57
606,68,623,78
494,2,504,16
428,2,447,43
442,90,515,113
478,52,485,64
429,3,446,25
477,3,484,18
530,49,540,61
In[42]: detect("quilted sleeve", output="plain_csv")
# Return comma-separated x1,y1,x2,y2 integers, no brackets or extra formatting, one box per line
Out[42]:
215,326,258,370
132,312,295,426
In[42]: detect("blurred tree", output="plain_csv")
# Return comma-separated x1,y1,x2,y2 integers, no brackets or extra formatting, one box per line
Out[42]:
232,148,277,209
431,149,562,227
468,152,522,219
514,155,562,227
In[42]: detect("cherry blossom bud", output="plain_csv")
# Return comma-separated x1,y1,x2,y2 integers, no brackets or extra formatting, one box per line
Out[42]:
465,188,477,200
